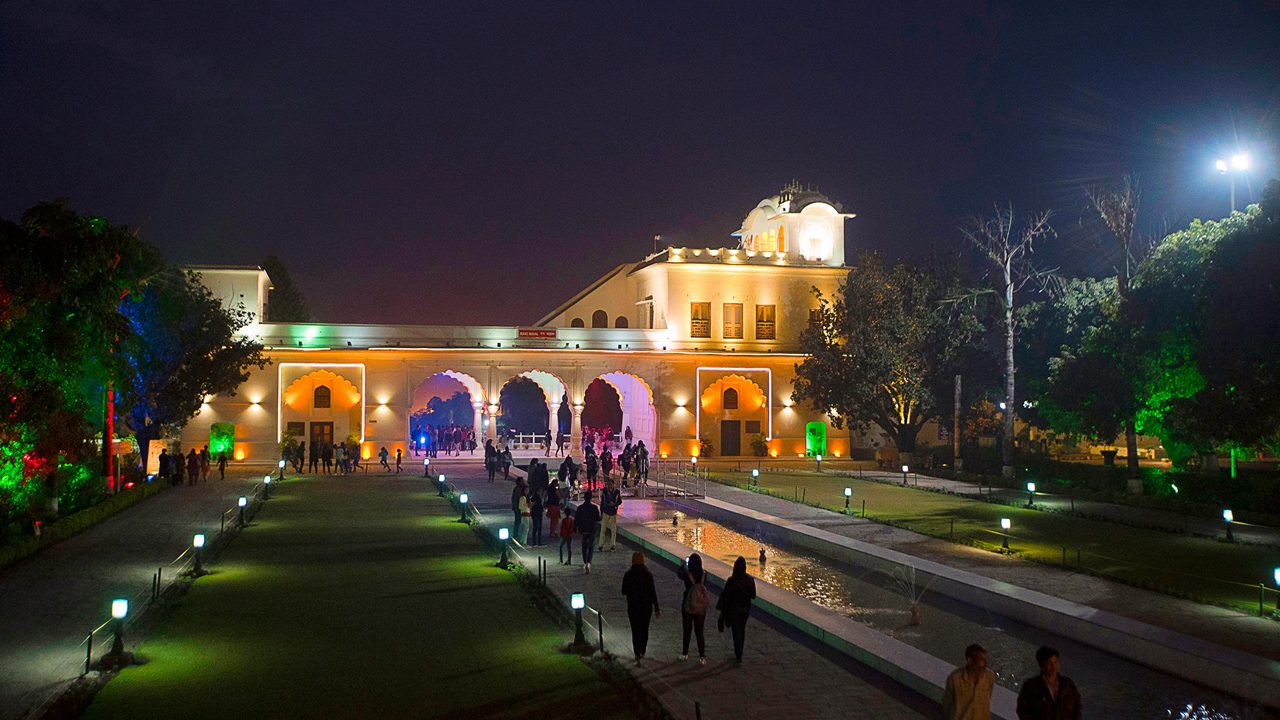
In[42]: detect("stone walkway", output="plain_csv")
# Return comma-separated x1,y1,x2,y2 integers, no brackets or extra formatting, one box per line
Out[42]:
0,468,268,720
451,468,930,720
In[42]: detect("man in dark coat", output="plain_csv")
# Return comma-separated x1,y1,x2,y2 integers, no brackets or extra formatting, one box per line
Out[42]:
574,491,601,573
621,551,660,664
716,556,757,664
1016,646,1082,720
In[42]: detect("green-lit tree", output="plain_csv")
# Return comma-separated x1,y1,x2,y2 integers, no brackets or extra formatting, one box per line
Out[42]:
794,254,980,459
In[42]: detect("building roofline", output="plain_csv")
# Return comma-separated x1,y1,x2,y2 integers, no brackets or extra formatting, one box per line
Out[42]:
533,263,633,327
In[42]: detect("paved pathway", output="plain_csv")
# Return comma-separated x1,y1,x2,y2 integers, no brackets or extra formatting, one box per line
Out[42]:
452,469,930,720
0,469,267,720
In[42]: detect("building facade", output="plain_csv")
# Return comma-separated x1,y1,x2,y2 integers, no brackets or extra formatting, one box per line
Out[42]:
183,184,925,463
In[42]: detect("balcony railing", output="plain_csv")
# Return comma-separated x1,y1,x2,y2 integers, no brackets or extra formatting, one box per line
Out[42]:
691,318,711,338
755,321,775,340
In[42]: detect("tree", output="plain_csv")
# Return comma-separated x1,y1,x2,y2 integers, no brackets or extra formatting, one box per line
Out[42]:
116,269,267,465
962,206,1056,479
794,254,979,458
261,255,311,322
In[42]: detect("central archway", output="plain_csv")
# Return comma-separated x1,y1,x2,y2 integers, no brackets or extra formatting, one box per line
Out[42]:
411,370,483,456
586,371,657,452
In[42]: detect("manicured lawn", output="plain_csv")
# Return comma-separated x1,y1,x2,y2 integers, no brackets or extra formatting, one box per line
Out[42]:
710,469,1278,614
83,474,641,719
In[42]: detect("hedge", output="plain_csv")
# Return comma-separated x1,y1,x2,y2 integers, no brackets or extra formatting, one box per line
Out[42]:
0,482,166,571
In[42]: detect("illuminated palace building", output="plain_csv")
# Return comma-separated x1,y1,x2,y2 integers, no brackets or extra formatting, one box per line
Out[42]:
188,184,928,463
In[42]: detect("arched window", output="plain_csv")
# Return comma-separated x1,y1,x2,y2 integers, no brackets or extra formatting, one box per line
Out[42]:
614,316,629,328
591,310,608,328
723,387,738,410
313,385,331,409
570,317,585,328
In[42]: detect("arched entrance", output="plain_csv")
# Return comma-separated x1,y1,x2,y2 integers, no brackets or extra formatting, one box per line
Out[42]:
281,368,363,456
495,369,569,450
586,372,657,452
700,374,767,457
411,370,483,456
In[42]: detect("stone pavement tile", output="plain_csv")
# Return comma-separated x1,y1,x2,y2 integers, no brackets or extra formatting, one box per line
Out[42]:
0,468,273,720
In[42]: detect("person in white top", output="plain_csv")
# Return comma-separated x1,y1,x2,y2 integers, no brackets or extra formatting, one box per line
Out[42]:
942,643,996,720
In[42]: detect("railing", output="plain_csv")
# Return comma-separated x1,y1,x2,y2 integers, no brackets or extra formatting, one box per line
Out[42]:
690,318,710,338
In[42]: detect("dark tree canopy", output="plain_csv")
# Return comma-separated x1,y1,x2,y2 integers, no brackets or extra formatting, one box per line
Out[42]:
262,255,311,322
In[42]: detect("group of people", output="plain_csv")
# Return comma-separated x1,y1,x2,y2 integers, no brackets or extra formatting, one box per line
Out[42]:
288,440,364,474
507,459,624,562
412,424,477,457
157,446,227,485
580,440,649,490
942,643,1082,720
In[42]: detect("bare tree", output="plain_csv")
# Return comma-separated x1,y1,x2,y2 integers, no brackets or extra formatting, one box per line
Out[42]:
1084,175,1150,481
963,206,1056,480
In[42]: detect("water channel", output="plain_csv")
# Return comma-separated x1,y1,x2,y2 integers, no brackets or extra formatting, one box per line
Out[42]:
632,500,1275,719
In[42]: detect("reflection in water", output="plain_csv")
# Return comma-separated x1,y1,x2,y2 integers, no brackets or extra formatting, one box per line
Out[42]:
643,507,1271,720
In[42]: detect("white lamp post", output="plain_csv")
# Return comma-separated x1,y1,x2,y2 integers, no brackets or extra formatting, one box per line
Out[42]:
498,527,511,567
437,473,447,496
110,599,128,656
844,486,852,514
1223,508,1235,542
1000,517,1011,550
751,467,759,487
901,464,909,485
570,592,589,649
278,458,286,480
423,456,431,478
237,495,248,527
263,475,272,500
458,492,469,523
193,533,206,575
1026,481,1036,507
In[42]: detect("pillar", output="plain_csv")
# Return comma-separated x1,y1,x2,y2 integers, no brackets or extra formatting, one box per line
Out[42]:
571,404,583,458
549,401,560,443
486,404,499,444
472,402,484,449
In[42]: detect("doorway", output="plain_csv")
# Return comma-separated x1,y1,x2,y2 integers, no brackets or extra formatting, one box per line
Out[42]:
720,419,741,456
310,422,334,451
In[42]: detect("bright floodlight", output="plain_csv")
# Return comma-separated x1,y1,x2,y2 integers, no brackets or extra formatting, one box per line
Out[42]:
570,592,585,610
111,599,128,619
1000,518,1011,530
1223,508,1234,523
193,533,205,548
1026,482,1036,493
499,527,510,541
238,496,247,508
1274,567,1280,587
459,493,469,504
1231,153,1251,171
1216,158,1229,173
844,487,852,497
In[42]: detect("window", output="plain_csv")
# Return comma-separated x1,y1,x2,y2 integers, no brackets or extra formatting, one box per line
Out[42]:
690,302,711,338
745,420,761,435
286,421,305,439
313,385,331,409
591,310,608,328
723,388,739,410
755,304,776,340
570,317,585,327
615,316,629,328
723,303,743,339
808,308,821,328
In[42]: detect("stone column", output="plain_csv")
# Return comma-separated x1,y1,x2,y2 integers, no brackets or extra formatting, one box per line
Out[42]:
548,402,560,454
486,404,499,444
571,405,583,458
472,402,484,450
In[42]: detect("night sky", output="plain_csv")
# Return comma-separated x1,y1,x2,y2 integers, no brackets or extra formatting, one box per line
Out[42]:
3,2,1277,325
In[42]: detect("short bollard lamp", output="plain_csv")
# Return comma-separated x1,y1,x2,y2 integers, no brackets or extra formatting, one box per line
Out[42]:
423,457,431,478
193,533,206,575
1223,508,1235,542
816,454,823,472
844,486,852,514
1274,567,1280,610
437,473,447,496
901,464,909,485
1025,481,1036,507
263,475,272,500
497,527,510,568
751,467,760,486
110,599,128,656
278,458,286,480
237,495,248,528
1000,517,1011,550
570,592,589,650
458,492,469,523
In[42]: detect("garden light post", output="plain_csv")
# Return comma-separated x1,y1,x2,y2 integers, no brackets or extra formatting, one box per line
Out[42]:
1000,517,1011,551
109,599,128,657
192,533,206,575
497,527,510,568
437,473,446,496
1274,567,1280,610
1223,508,1235,543
844,487,852,514
901,464,909,486
815,454,823,472
1215,153,1251,212
278,458,286,480
570,592,589,650
263,475,272,500
751,467,759,487
1025,481,1036,508
690,455,698,480
458,492,469,523
423,457,430,478
237,495,247,528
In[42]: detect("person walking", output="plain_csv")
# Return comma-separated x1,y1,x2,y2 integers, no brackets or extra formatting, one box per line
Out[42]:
308,442,319,474
574,491,601,574
601,449,613,481
716,556,757,665
511,478,527,543
621,551,661,665
322,443,334,474
678,553,710,665
294,441,305,472
485,440,497,482
200,446,211,482
334,443,346,475
558,505,575,565
545,482,562,543
584,447,598,491
943,643,996,720
501,446,513,482
529,482,545,546
394,447,403,473
1016,646,1082,720
598,480,622,552
186,449,200,485
544,429,552,457
637,441,650,483
216,451,227,480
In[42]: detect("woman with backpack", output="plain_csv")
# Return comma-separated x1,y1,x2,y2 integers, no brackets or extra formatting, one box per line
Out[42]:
621,551,661,666
716,556,758,665
678,553,710,665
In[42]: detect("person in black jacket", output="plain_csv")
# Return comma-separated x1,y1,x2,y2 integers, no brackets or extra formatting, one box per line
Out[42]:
678,553,709,664
716,556,757,665
621,551,661,664
574,491,601,573
1016,646,1082,720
